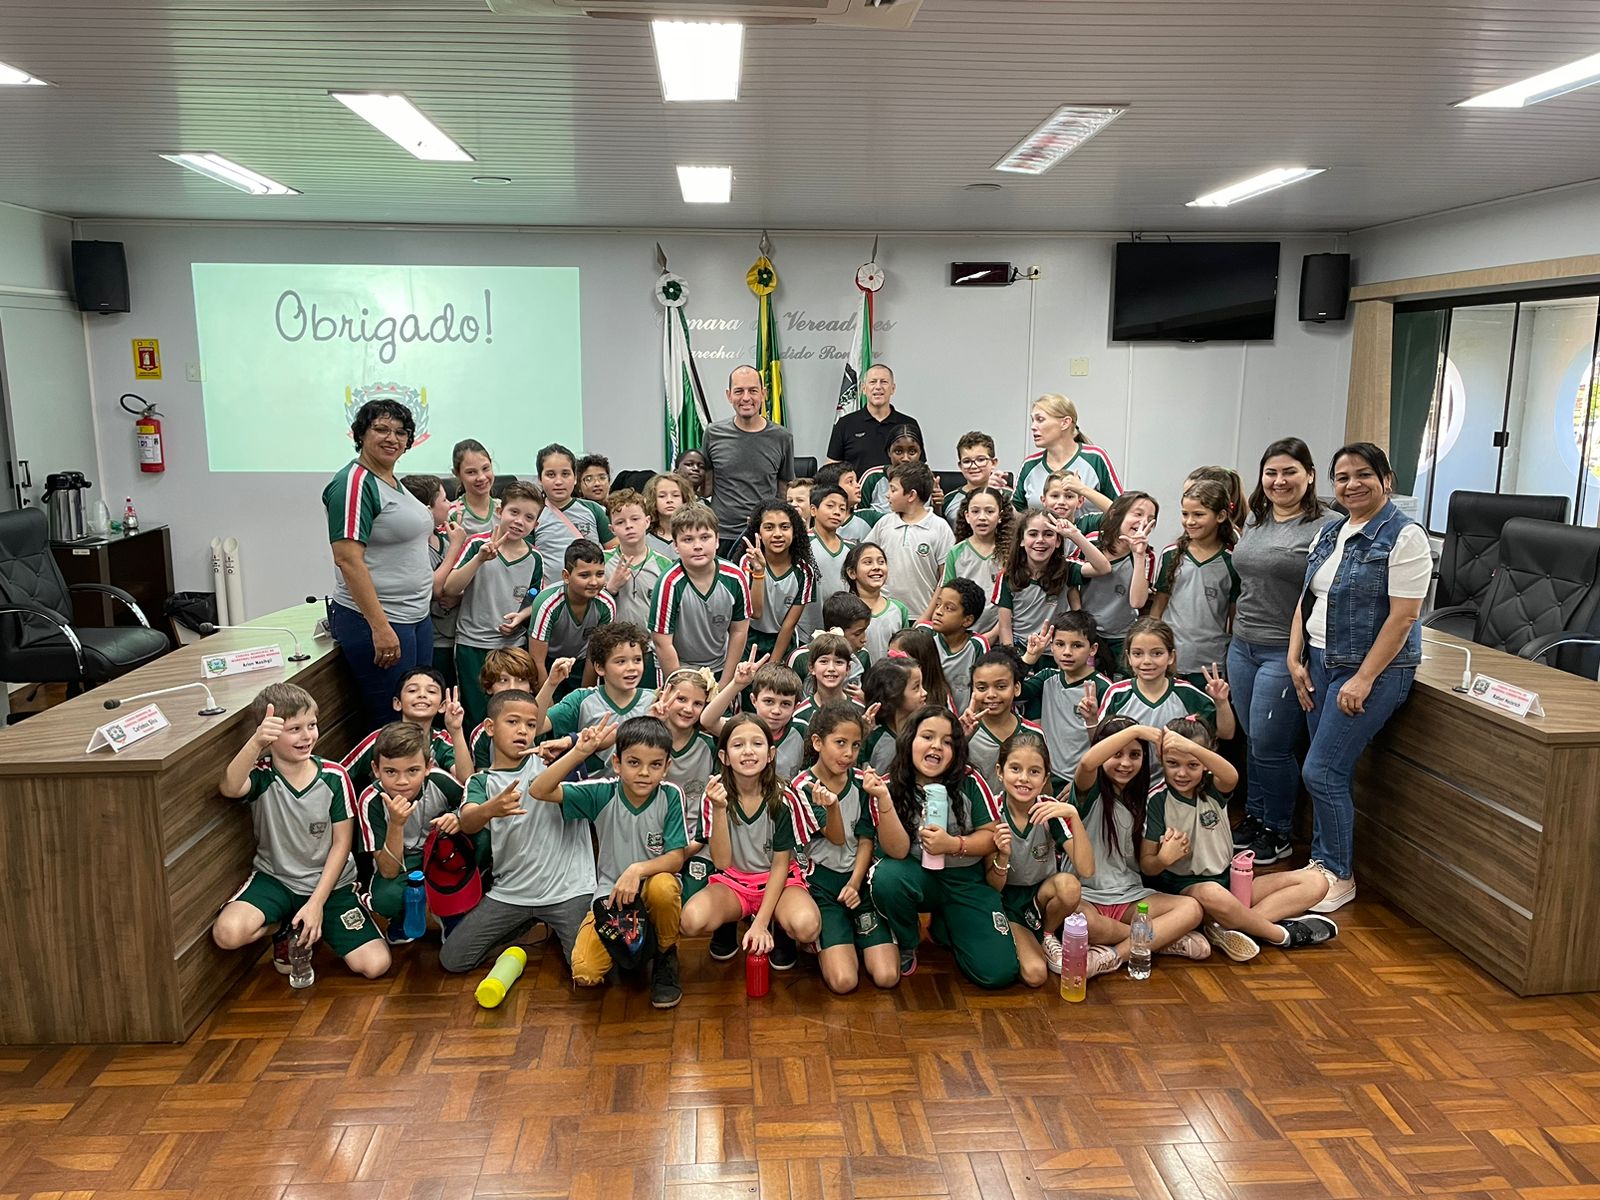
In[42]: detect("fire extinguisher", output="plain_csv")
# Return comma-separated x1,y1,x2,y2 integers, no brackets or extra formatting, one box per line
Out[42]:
121,393,164,474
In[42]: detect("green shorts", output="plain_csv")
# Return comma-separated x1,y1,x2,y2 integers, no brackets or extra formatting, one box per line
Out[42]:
367,850,426,920
1163,870,1229,894
681,855,714,903
229,872,381,958
1000,881,1045,938
747,629,779,659
809,864,894,950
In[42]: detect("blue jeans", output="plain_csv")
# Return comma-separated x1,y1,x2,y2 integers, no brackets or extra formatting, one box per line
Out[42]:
1226,637,1304,835
1302,647,1415,879
330,602,435,729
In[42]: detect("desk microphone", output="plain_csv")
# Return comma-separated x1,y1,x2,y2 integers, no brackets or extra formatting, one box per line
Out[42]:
105,680,226,716
1420,632,1472,693
308,595,335,640
199,622,310,662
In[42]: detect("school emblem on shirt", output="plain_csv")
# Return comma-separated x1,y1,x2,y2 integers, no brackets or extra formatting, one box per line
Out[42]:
793,847,810,871
1022,906,1041,932
1200,808,1221,828
916,544,931,557
309,821,328,838
646,832,665,855
712,614,728,630
1031,841,1048,860
689,859,708,881
991,911,1010,936
340,908,367,931
345,382,430,446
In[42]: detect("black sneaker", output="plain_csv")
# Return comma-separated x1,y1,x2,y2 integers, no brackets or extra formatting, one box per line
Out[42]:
1248,826,1294,866
1281,915,1339,948
708,923,739,961
769,927,797,971
650,946,683,1009
899,950,918,977
1231,814,1263,850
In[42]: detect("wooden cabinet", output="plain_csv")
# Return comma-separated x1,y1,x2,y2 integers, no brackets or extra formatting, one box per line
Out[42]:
51,525,177,647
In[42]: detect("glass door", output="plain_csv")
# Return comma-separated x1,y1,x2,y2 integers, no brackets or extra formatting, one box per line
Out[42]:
1500,295,1600,523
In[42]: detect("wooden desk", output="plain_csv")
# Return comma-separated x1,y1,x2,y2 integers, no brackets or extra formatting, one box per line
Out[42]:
0,603,361,1044
1353,629,1600,995
52,525,177,649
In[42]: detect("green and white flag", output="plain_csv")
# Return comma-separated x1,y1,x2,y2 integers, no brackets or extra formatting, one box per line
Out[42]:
835,259,882,420
656,270,711,464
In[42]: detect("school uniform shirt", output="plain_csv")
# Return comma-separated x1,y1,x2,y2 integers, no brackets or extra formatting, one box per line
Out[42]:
1067,780,1153,906
1022,669,1113,784
772,720,810,783
1011,444,1123,511
465,755,596,906
323,461,434,624
994,567,1085,646
858,466,893,512
560,778,689,899
436,501,500,647
1097,677,1216,785
604,546,673,630
840,508,885,542
544,685,657,774
428,528,459,648
536,496,613,570
470,718,493,769
799,535,854,640
667,731,718,844
863,724,899,773
744,556,817,637
1074,534,1155,641
789,769,877,875
453,536,546,649
243,756,359,895
943,539,1001,635
650,560,751,672
942,487,978,526
918,627,989,711
645,531,680,561
965,716,1043,796
865,510,955,617
1154,544,1241,673
1144,780,1233,889
342,726,458,798
529,584,616,661
448,495,500,534
707,787,804,874
863,595,912,663
895,769,1002,869
999,802,1071,889
356,768,464,855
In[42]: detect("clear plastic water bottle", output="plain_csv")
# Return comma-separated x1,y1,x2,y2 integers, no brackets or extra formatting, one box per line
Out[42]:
403,869,427,940
1129,902,1153,981
922,783,949,870
287,925,314,989
122,497,139,533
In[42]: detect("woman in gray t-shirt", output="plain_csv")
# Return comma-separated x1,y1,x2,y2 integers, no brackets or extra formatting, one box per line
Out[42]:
1224,438,1333,864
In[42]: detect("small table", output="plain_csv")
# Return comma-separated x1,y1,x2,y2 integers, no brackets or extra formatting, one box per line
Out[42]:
51,525,175,648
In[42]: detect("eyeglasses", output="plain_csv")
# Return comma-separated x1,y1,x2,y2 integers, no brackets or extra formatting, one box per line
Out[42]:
369,423,407,439
959,456,992,468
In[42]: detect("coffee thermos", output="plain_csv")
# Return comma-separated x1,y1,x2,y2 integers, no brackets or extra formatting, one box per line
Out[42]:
42,471,94,542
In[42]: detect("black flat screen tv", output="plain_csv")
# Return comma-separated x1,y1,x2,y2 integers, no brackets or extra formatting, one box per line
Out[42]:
1112,241,1281,341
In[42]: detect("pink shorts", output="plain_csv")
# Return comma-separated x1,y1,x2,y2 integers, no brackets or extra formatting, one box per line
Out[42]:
708,862,808,918
1090,900,1137,924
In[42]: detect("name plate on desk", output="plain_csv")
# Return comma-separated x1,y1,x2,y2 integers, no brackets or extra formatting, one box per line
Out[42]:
201,644,284,679
85,703,170,753
1468,674,1544,718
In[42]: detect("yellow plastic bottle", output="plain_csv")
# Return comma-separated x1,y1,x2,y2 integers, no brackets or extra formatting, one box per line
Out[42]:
475,946,528,1008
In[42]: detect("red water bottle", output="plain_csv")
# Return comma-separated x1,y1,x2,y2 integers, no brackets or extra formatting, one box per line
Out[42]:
745,950,770,998
1230,849,1255,906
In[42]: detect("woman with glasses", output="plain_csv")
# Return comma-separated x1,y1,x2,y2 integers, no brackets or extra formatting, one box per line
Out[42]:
323,399,438,726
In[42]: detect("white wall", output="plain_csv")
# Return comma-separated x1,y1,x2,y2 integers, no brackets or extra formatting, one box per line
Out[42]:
72,221,1350,616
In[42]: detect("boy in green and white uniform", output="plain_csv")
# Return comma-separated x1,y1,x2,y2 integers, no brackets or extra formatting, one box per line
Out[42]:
604,488,673,685
342,665,470,796
527,539,616,691
801,484,856,641
538,623,657,776
1020,615,1115,785
213,683,389,979
650,505,750,685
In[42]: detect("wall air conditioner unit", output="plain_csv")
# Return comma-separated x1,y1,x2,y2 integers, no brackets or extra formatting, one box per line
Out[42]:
486,0,923,29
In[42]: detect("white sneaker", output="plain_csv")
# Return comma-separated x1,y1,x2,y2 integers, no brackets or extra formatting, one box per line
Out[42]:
1311,872,1356,913
1203,921,1260,963
1159,930,1212,960
1043,933,1063,976
1087,945,1122,978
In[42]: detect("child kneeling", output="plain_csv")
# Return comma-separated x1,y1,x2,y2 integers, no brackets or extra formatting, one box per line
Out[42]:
214,683,390,979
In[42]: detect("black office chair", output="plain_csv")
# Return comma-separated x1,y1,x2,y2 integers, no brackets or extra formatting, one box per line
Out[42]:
1428,491,1569,636
0,508,169,693
793,455,818,478
1424,518,1600,673
612,469,656,492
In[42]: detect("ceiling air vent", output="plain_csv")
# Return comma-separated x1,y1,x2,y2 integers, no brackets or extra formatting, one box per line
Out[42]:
486,0,922,29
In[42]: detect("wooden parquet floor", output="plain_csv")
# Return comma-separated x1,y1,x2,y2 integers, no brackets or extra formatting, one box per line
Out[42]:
6,896,1600,1200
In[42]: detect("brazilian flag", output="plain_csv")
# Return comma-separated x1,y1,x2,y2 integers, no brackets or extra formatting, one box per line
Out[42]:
747,255,785,427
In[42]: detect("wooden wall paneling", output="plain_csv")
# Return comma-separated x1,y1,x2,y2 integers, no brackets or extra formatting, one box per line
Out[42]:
1345,299,1393,444
1349,253,1600,302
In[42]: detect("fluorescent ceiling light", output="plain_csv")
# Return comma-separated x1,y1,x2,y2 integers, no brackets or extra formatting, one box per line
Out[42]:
0,60,49,86
159,153,299,195
677,165,731,204
651,20,743,102
1457,49,1600,108
330,92,473,161
992,105,1126,174
1186,166,1326,207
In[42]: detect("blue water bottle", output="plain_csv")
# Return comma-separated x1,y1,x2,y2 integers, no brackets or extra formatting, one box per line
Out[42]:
403,869,427,940
922,783,949,871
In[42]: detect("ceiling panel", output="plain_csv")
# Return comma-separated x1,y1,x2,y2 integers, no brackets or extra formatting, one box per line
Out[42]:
0,0,1597,230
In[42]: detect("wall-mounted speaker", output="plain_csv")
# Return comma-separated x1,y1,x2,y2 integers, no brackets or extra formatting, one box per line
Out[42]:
1298,253,1350,323
71,240,130,314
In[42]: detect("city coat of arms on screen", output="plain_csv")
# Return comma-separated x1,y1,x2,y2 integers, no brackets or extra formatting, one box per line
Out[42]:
345,383,430,447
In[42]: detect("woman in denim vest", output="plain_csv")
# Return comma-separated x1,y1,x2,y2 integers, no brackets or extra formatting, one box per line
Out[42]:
1287,443,1430,913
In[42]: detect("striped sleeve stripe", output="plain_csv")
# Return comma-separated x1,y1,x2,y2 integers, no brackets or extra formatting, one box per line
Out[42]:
323,759,357,821
596,591,617,620
653,565,686,633
1097,678,1135,719
342,464,370,541
967,768,1003,823
788,772,822,842
853,769,881,826
355,783,379,852
699,785,716,844
454,532,493,570
664,782,689,848
530,589,568,640
341,728,379,773
972,632,991,652
718,562,752,612
1081,444,1122,493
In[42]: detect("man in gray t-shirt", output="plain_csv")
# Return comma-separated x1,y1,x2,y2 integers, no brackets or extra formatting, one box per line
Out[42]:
703,365,794,550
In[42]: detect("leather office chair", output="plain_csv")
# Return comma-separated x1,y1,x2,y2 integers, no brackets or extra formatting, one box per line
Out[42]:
0,508,169,693
611,469,655,493
1424,517,1600,676
1428,491,1569,636
793,455,819,479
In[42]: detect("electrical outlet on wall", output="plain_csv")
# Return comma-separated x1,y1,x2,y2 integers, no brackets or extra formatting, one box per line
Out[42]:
1070,357,1089,377
185,363,203,382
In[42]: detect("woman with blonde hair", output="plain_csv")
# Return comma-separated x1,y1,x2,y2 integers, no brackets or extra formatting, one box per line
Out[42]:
1011,394,1123,511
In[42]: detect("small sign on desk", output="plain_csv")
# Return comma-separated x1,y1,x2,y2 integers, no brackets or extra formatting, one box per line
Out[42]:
201,644,285,679
86,703,170,753
1468,674,1544,718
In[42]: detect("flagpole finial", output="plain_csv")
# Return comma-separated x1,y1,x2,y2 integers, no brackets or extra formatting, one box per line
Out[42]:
655,242,668,272
759,229,774,258
870,235,880,261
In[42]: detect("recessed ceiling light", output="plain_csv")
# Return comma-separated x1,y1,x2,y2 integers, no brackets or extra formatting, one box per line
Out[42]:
677,165,732,204
1186,166,1326,208
651,20,742,102
0,59,49,86
159,153,299,195
471,176,512,186
330,92,473,162
992,105,1127,175
1457,48,1600,107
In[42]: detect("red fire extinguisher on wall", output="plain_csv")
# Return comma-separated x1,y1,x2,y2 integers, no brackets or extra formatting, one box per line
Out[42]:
121,393,164,474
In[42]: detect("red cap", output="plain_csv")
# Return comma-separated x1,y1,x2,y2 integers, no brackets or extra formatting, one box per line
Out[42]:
422,828,482,917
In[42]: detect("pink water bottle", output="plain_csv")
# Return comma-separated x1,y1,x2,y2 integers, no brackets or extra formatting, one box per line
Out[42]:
1230,849,1255,906
1059,912,1088,1002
